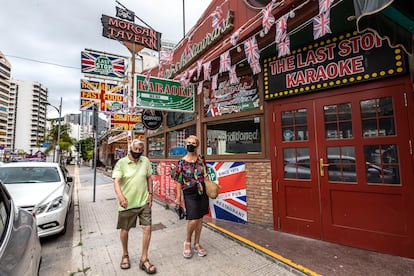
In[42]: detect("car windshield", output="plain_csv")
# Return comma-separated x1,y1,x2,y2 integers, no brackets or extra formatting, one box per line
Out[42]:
0,167,60,184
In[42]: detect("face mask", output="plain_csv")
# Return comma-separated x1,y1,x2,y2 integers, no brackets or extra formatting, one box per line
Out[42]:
186,144,196,152
130,150,142,160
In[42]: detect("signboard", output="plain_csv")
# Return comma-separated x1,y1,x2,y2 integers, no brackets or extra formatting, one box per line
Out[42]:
116,6,134,22
110,113,143,131
142,110,163,130
205,75,259,117
80,79,125,112
101,14,161,51
81,50,126,79
135,74,194,113
264,31,407,100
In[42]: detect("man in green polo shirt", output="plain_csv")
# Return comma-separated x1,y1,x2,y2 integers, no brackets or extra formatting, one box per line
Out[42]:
113,139,156,274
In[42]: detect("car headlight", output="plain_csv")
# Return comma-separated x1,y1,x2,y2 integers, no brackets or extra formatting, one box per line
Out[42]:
34,196,64,214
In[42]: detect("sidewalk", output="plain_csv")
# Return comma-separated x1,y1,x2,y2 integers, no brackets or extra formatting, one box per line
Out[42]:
70,165,414,275
69,165,298,275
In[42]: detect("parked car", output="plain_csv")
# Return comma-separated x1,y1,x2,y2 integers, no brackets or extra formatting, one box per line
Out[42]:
0,181,42,275
0,162,74,237
284,155,399,183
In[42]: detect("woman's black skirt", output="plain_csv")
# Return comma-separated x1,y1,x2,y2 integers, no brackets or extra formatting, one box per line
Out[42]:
183,182,209,220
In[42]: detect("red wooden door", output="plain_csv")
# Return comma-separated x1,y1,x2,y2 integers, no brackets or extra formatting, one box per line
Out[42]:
270,77,414,258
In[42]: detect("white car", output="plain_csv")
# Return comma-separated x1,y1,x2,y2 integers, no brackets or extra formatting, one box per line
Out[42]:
0,162,74,238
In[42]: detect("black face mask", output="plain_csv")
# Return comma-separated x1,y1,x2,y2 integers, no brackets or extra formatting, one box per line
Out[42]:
130,150,142,160
186,144,196,152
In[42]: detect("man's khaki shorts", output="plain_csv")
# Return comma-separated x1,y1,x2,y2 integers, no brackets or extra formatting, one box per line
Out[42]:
117,204,152,230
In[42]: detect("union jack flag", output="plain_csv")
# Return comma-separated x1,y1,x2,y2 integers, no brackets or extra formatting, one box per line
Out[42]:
81,51,125,78
160,50,173,65
275,15,288,43
184,33,194,57
319,0,333,14
211,6,225,29
230,26,244,46
244,36,261,74
203,61,211,81
197,81,204,95
262,3,275,35
219,51,231,74
313,11,331,40
157,64,164,78
196,59,203,79
277,36,291,58
180,71,190,88
229,65,238,85
144,70,152,88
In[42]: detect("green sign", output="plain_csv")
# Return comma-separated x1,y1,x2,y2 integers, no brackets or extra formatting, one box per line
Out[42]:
134,74,194,113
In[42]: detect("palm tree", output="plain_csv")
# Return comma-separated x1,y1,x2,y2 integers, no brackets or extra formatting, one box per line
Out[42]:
44,121,74,163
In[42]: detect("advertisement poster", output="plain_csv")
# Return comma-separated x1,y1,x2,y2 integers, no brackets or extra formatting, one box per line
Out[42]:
151,161,247,224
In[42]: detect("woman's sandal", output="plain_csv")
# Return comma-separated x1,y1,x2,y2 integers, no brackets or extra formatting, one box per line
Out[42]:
194,243,207,257
183,241,193,258
120,254,130,270
140,258,156,274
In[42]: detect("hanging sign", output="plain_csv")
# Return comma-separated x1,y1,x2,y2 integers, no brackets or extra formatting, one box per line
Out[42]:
134,74,194,113
80,79,125,112
81,50,126,79
110,113,143,131
142,110,163,130
264,31,407,100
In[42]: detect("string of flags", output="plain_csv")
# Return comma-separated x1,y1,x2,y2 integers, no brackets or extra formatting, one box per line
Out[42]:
163,0,333,90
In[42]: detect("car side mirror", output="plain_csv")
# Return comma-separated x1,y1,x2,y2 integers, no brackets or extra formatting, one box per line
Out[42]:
66,176,73,183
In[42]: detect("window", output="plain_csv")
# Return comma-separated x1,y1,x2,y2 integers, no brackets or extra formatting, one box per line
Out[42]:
360,97,395,137
206,117,262,155
282,109,308,141
167,125,196,157
148,135,165,157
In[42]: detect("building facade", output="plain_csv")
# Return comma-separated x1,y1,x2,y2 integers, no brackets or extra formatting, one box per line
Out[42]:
0,51,11,149
11,80,48,154
100,0,414,259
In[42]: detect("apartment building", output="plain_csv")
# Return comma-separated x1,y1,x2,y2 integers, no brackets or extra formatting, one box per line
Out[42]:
0,51,10,149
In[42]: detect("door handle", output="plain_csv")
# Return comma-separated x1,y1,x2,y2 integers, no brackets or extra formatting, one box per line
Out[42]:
319,158,330,177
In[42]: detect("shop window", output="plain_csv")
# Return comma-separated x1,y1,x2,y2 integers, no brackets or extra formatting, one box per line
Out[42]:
364,144,400,185
324,103,353,139
327,146,356,182
167,125,196,157
204,75,259,117
167,112,194,128
283,147,310,179
282,109,308,141
206,117,262,155
360,97,395,137
148,135,165,157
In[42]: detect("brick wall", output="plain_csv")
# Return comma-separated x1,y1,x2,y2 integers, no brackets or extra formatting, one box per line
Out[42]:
245,161,274,227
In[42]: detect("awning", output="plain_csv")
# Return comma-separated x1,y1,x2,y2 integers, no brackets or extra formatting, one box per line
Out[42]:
353,0,414,55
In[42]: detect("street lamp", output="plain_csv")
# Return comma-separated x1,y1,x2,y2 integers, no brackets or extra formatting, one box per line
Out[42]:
44,97,62,163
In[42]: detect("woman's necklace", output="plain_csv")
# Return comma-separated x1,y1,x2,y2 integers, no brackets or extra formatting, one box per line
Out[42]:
186,154,198,163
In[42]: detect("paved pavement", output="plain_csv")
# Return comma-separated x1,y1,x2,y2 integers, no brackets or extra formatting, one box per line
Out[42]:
68,165,299,276
68,165,414,276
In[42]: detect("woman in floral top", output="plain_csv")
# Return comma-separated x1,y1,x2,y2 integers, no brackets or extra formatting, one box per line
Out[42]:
171,135,209,259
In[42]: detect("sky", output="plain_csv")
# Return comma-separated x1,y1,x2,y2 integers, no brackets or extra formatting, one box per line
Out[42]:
0,0,212,117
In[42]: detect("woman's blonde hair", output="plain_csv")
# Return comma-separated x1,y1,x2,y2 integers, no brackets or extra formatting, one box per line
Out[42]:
185,135,199,147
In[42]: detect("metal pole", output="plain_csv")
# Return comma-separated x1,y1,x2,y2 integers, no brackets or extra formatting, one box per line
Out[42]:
93,104,98,202
182,0,186,37
56,97,62,164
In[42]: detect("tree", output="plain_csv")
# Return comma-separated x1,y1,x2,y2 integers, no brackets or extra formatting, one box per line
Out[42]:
44,121,75,162
79,137,94,162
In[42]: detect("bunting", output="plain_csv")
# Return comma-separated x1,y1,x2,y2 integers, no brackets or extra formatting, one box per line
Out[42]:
229,65,238,85
230,26,244,46
313,10,331,39
211,6,225,29
219,50,231,74
197,81,204,95
196,59,203,79
212,74,218,90
184,33,194,57
180,71,189,88
144,70,151,88
262,3,275,35
203,61,211,81
275,15,288,43
160,50,173,65
244,36,261,75
319,0,333,14
277,36,291,57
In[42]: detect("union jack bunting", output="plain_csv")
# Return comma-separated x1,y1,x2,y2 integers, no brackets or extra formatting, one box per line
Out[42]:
277,36,291,58
211,6,224,29
180,71,190,88
230,26,244,46
197,59,203,79
157,64,164,78
184,33,194,57
262,3,275,35
203,61,211,81
244,36,260,65
229,65,238,85
197,81,204,95
313,11,331,40
319,0,333,14
212,74,218,90
160,50,173,65
81,51,125,78
219,51,231,74
275,15,288,43
144,70,152,88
